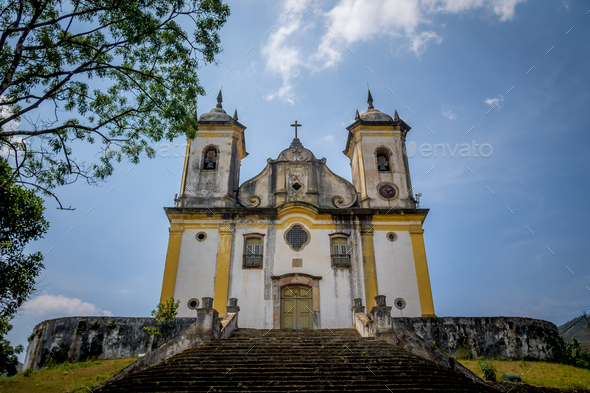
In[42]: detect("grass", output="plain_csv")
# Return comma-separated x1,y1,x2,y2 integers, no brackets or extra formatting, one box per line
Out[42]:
459,359,590,391
0,358,136,393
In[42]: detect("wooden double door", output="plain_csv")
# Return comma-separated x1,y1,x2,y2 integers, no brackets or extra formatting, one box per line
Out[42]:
280,285,313,329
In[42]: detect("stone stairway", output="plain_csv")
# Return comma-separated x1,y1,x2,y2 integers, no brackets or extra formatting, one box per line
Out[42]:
97,328,498,392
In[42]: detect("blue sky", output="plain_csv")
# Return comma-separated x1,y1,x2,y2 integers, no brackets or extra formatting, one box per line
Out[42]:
8,0,590,360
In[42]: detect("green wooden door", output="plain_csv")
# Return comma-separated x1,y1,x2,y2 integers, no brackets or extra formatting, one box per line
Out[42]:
280,285,313,329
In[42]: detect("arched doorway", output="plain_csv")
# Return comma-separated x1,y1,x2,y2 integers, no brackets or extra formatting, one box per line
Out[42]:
280,285,313,329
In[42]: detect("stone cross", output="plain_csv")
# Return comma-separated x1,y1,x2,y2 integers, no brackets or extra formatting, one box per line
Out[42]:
290,120,302,139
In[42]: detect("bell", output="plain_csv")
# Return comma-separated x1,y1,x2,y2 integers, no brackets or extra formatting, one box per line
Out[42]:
378,164,388,171
205,161,215,169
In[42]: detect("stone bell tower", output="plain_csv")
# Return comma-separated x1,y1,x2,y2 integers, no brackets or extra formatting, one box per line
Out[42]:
343,90,415,209
176,91,248,208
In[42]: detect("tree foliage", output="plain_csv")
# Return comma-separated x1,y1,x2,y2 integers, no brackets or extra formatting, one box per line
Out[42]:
0,0,230,206
144,297,179,336
547,331,590,370
0,156,49,319
0,316,23,377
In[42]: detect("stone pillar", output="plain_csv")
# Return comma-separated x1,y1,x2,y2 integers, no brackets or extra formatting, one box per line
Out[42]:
226,298,240,329
370,295,392,333
352,298,365,314
195,297,219,340
226,298,239,313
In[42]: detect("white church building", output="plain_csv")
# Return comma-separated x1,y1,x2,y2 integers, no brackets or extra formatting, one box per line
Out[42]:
159,91,436,329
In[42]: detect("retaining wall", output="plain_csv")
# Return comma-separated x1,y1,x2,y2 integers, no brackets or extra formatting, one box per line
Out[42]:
23,316,195,371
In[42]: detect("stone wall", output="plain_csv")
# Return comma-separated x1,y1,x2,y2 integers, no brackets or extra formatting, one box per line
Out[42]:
394,316,558,360
23,316,195,371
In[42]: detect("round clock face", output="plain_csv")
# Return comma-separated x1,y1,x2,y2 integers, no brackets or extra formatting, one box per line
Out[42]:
378,184,397,199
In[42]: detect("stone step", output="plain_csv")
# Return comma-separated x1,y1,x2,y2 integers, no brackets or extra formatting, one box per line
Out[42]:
97,329,499,392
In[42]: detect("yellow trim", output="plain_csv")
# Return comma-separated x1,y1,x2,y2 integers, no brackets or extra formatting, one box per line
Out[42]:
371,214,426,223
361,231,379,311
409,224,436,317
277,205,319,220
358,132,397,137
160,227,184,303
213,226,234,316
356,141,368,201
277,216,334,230
179,139,191,195
353,125,401,132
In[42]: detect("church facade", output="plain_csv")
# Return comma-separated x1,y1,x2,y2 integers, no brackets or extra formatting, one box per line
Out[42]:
159,91,435,329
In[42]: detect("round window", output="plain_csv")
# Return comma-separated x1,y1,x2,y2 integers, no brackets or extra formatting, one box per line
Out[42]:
387,232,397,242
187,298,200,310
196,232,207,242
394,298,406,310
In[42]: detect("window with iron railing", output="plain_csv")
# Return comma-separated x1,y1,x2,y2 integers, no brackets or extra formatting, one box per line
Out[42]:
243,236,263,268
331,237,350,267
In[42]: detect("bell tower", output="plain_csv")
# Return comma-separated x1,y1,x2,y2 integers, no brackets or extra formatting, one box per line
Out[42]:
343,91,415,209
177,91,248,207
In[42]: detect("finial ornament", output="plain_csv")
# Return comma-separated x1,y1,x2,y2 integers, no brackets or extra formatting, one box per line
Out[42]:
216,90,223,108
355,109,360,120
290,120,302,139
367,89,374,109
394,110,399,121
233,109,238,120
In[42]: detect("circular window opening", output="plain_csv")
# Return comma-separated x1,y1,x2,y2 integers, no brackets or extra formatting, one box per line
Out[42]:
285,225,310,251
187,298,200,310
394,298,406,310
291,183,302,191
387,232,397,242
196,232,207,242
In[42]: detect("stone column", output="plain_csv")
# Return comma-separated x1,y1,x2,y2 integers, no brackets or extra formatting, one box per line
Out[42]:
226,298,240,328
370,295,392,334
352,298,365,314
195,297,219,340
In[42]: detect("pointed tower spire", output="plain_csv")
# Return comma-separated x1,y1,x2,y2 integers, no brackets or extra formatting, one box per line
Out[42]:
355,109,360,120
367,89,374,109
216,90,223,108
233,109,238,120
394,109,399,121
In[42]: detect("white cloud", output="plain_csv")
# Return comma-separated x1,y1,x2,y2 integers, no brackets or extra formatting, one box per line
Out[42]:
409,31,443,55
485,95,504,109
262,1,312,104
441,106,457,119
23,293,113,317
262,0,524,102
0,95,23,158
321,135,335,142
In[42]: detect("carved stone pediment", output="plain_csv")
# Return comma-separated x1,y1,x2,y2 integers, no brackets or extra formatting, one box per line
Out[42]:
238,139,357,209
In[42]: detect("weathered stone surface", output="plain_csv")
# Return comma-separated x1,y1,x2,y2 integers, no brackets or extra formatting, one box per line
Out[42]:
354,309,486,386
394,316,558,360
98,303,239,389
237,138,358,209
23,317,195,371
96,328,500,392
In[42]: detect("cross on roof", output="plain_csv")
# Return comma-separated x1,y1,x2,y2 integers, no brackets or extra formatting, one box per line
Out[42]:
290,120,302,139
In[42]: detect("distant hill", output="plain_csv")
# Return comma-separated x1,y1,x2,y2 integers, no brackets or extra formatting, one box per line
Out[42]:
558,315,590,352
